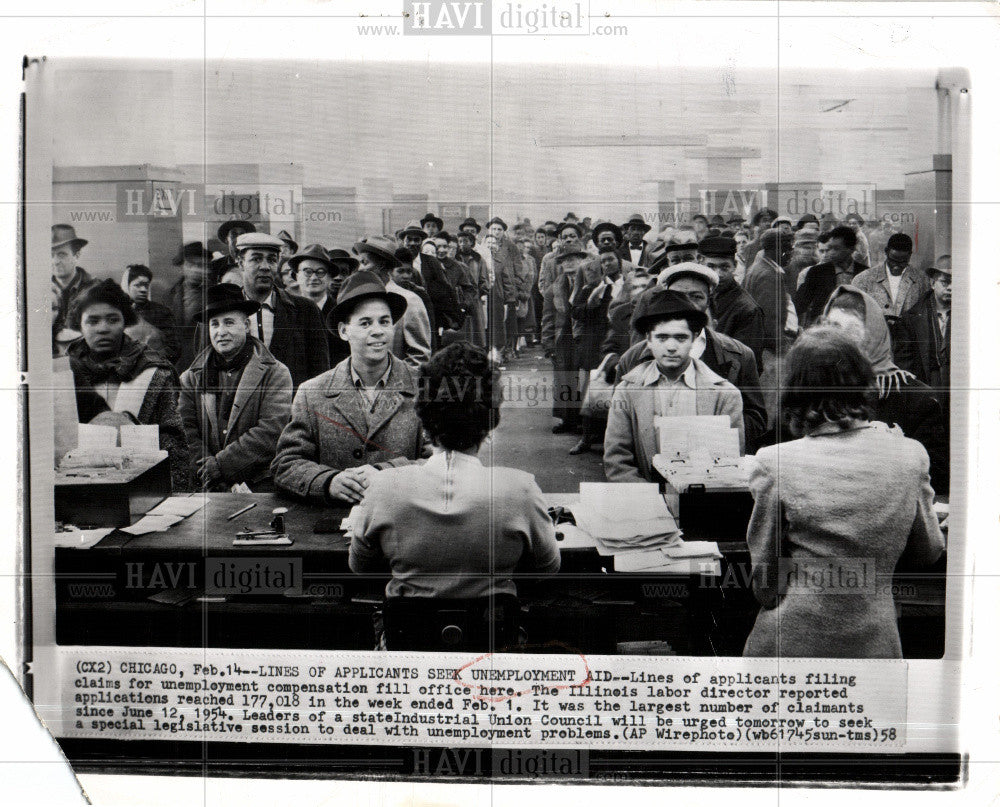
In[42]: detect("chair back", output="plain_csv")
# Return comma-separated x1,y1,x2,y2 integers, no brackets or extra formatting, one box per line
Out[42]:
382,595,520,652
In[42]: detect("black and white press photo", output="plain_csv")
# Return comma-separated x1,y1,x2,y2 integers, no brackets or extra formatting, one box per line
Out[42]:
7,1,994,802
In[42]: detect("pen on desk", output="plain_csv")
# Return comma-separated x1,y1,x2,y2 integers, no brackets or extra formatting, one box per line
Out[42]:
226,502,257,521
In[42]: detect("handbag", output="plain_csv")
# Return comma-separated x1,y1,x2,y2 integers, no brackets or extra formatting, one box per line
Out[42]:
580,354,617,418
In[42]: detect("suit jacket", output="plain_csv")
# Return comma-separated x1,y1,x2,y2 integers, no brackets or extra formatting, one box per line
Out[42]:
615,329,768,455
793,260,867,329
603,357,744,482
619,240,653,268
712,276,766,369
893,290,950,390
384,279,432,370
193,288,330,391
179,338,293,486
351,451,559,599
271,355,425,505
743,423,944,658
852,263,930,318
416,252,463,337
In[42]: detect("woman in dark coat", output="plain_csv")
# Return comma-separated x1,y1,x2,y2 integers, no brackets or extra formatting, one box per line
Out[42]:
67,279,191,491
743,328,944,658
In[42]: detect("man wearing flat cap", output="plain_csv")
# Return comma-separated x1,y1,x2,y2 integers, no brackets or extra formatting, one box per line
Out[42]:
698,236,765,369
604,289,744,482
179,283,293,492
272,271,425,506
51,224,96,335
200,232,330,391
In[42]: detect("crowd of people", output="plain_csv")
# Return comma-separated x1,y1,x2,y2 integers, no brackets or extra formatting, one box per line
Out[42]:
50,205,950,656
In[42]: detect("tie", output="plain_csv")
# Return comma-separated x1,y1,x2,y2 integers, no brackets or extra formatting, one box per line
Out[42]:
256,310,265,342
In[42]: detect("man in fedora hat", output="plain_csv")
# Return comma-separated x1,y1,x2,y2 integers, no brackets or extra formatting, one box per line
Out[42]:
894,255,952,393
621,213,654,268
166,241,215,373
275,229,298,258
179,283,293,492
326,248,360,302
51,224,95,331
355,235,431,369
396,220,464,348
604,289,744,482
199,232,330,391
420,213,444,238
286,244,350,367
272,271,425,505
212,220,257,279
458,217,482,236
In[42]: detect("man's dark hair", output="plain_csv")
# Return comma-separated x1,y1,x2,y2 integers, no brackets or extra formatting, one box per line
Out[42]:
781,326,875,437
817,231,832,245
886,233,913,253
692,214,709,224
597,245,620,258
643,311,704,338
827,225,858,251
125,264,153,285
416,341,501,451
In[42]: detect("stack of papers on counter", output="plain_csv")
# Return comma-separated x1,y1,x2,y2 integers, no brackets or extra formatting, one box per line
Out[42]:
615,541,722,574
572,483,680,553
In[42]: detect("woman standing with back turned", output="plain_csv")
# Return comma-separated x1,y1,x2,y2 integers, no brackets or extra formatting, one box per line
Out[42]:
743,327,944,658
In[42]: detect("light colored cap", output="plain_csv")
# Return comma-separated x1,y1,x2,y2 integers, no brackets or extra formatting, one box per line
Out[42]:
235,232,283,252
657,261,720,290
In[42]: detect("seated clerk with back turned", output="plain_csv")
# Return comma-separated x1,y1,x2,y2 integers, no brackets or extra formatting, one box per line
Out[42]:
271,271,426,506
604,289,744,483
350,341,560,602
614,262,767,455
178,283,293,492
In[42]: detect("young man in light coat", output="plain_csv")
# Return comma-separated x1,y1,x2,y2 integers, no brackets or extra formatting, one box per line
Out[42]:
179,283,293,491
604,288,744,482
271,271,425,506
